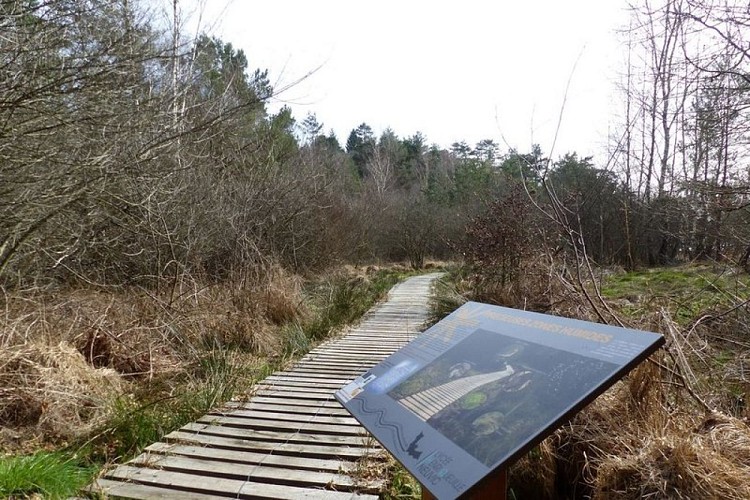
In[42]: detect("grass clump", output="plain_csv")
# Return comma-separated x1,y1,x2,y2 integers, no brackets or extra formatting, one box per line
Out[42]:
89,349,270,461
0,452,96,499
303,267,415,340
380,455,422,499
429,265,470,324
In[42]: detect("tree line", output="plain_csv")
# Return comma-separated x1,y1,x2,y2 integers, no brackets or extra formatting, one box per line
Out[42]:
2,0,749,295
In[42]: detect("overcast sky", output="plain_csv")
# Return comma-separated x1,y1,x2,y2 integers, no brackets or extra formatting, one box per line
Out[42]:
179,0,632,160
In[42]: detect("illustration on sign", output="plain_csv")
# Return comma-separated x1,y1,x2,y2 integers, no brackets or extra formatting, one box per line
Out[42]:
390,329,617,467
335,302,665,499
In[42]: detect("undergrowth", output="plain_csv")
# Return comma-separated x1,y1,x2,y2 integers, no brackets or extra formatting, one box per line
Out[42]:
382,459,422,499
429,265,470,325
431,261,750,499
87,350,272,462
304,267,416,340
0,264,415,498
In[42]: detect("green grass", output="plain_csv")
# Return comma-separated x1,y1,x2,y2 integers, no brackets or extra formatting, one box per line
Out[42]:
303,268,417,340
0,452,96,499
600,264,750,324
382,460,422,499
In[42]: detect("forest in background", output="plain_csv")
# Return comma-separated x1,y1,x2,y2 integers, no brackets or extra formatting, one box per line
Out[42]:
2,0,750,498
3,0,750,290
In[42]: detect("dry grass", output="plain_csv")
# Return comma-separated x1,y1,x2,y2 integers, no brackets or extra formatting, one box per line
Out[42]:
462,258,750,499
593,414,750,499
508,438,557,499
564,290,750,500
0,264,308,452
0,342,123,447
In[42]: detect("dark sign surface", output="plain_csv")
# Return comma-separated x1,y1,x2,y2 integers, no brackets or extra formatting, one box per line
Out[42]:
335,302,664,499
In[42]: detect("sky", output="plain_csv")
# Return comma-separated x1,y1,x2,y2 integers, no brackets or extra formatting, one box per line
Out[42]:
178,0,633,161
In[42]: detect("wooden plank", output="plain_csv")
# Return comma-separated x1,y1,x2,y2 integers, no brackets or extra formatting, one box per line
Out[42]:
93,478,230,500
271,369,354,378
232,397,345,409
257,380,348,390
225,402,351,416
166,430,376,459
327,342,406,348
103,466,376,499
311,341,401,347
315,351,393,363
212,409,360,426
310,346,399,353
292,363,374,371
339,338,407,342
288,363,368,371
306,354,391,362
254,383,337,394
253,389,336,400
281,365,372,372
251,383,340,393
197,415,367,436
320,345,402,349
176,422,369,446
145,442,356,473
265,369,358,378
129,453,380,491
306,353,390,361
298,360,376,368
282,369,364,377
265,375,352,385
299,354,378,362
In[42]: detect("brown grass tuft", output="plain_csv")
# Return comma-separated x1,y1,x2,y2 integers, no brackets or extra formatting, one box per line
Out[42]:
0,264,310,451
254,268,306,325
0,341,122,444
551,353,750,500
593,414,750,499
509,438,557,499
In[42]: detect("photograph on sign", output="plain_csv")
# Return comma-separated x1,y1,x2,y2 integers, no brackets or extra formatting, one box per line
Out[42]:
336,302,664,499
388,329,618,467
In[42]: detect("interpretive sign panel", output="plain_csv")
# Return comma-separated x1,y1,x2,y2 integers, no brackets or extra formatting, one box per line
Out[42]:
335,302,664,499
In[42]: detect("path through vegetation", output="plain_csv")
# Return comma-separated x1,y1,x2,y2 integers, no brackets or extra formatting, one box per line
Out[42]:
92,273,442,499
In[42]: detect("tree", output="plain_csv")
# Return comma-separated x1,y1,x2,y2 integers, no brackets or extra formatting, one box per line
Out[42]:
345,123,376,177
500,145,546,183
610,0,750,266
366,129,402,197
547,154,624,263
299,112,324,145
192,34,271,103
398,132,428,188
0,0,175,284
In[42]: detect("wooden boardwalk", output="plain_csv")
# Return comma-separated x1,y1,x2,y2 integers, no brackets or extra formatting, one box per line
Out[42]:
93,273,441,499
